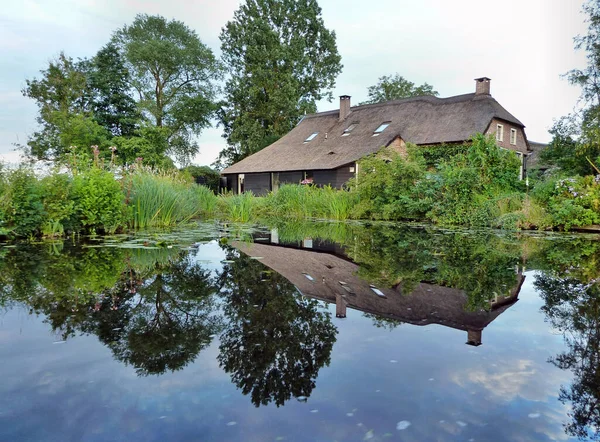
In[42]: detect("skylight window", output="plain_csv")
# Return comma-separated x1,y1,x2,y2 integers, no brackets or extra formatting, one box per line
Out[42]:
342,123,358,136
304,132,318,142
372,122,391,136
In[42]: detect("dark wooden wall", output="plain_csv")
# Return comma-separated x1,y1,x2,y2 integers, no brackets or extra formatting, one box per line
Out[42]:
279,171,303,185
314,165,355,189
244,173,271,196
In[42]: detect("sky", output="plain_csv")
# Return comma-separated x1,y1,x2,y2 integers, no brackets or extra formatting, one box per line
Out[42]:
0,0,589,166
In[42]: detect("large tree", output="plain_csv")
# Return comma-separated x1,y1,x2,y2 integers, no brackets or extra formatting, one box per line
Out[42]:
360,73,438,105
216,0,343,168
22,52,110,160
542,0,600,176
112,14,223,164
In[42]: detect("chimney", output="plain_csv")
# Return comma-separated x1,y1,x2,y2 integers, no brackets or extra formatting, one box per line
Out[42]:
335,294,347,318
474,77,491,96
339,95,351,122
466,329,483,346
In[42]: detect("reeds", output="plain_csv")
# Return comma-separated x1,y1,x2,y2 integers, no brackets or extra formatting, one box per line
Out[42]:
126,169,217,229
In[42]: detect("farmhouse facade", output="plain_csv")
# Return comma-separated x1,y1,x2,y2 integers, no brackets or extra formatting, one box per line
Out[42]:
221,78,531,195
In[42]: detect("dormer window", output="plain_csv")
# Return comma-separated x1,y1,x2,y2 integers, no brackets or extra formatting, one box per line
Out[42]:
342,123,358,136
372,122,391,137
304,132,318,143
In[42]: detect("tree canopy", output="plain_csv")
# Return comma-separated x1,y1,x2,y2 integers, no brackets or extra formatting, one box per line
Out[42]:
360,73,438,105
112,14,223,164
541,0,600,175
215,0,343,168
22,14,222,167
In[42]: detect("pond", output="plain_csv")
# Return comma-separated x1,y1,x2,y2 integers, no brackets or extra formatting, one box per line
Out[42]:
0,221,599,441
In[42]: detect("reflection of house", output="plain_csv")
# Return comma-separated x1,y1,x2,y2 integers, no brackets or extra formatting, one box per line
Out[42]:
221,77,531,195
233,239,524,346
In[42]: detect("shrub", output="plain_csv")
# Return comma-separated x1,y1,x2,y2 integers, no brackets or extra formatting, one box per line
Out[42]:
72,167,127,234
0,167,45,237
39,172,75,237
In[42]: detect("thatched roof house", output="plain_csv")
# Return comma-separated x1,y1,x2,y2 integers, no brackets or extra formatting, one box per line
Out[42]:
221,77,531,195
233,239,523,346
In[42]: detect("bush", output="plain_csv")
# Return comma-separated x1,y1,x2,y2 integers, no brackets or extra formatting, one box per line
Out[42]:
0,167,45,237
72,167,127,234
531,175,600,230
351,147,432,220
39,172,75,237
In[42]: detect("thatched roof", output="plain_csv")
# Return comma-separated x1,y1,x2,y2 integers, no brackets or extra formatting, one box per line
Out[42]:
232,241,522,335
222,93,525,174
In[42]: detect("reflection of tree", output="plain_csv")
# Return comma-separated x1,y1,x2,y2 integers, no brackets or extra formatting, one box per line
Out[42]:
536,274,600,440
84,257,222,375
216,247,337,407
0,245,221,376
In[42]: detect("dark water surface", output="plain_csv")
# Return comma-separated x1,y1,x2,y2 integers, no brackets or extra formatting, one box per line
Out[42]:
1,222,599,441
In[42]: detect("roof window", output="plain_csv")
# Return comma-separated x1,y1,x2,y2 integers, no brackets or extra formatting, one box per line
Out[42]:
372,122,391,136
342,123,358,136
304,132,318,142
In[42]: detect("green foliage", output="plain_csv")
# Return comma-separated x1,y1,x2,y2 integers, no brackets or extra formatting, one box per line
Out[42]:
412,143,469,167
216,0,342,168
532,176,600,230
113,126,174,168
262,184,357,220
360,73,438,105
218,192,258,223
22,52,91,160
351,147,433,220
125,168,217,229
71,167,127,233
542,1,600,177
0,167,45,237
84,42,139,137
428,134,522,225
39,172,75,237
112,14,222,163
181,165,221,193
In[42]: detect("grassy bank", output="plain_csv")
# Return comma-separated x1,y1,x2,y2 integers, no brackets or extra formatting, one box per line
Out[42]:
2,135,598,239
0,164,217,238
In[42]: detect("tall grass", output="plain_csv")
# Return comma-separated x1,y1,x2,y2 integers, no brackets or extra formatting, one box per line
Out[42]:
262,184,357,220
126,169,217,229
217,192,257,222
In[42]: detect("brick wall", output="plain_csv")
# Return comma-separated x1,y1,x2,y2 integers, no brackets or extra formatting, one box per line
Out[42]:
485,118,528,154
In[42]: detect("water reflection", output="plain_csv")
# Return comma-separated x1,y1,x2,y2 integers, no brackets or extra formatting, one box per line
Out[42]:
235,225,525,346
215,247,336,407
0,223,600,440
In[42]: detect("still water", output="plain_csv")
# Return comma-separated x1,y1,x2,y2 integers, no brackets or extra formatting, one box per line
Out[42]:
0,221,599,441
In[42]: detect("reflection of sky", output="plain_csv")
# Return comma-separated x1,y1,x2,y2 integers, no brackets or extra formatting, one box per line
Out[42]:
0,249,579,441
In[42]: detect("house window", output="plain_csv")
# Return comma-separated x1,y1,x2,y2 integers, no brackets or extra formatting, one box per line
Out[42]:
372,122,391,136
342,123,358,136
304,132,318,142
510,128,517,145
496,124,504,142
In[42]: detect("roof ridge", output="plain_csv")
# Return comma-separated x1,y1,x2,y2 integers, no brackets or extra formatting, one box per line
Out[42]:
303,92,479,118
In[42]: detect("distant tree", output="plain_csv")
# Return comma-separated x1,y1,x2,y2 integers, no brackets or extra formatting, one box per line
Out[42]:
360,74,438,105
180,165,220,193
112,14,223,164
216,0,342,168
542,0,600,176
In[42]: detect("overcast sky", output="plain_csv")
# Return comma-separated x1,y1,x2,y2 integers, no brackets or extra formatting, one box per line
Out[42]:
0,0,589,166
